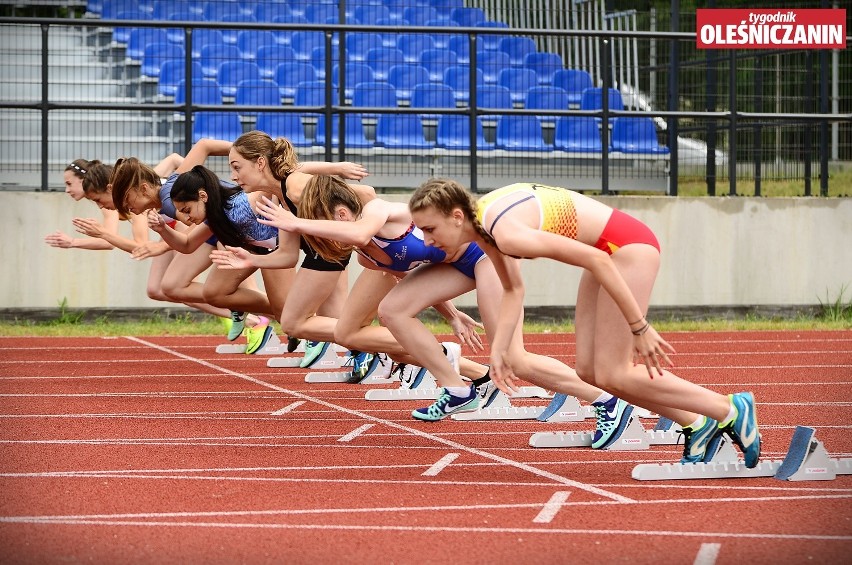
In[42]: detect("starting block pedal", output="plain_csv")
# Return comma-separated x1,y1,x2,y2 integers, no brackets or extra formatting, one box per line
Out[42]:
452,390,585,422
305,353,392,384
266,342,347,368
529,408,682,450
365,364,439,400
214,332,290,356
631,425,852,481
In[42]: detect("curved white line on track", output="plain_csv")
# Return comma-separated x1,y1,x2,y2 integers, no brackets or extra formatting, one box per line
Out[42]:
125,336,634,503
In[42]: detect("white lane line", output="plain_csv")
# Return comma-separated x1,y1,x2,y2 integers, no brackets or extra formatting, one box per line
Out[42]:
271,402,305,415
694,542,721,565
422,453,459,476
532,491,570,523
338,424,374,442
126,337,634,503
1,517,850,541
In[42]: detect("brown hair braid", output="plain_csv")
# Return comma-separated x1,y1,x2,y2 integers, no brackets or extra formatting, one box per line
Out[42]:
82,162,113,196
408,178,498,249
109,157,161,219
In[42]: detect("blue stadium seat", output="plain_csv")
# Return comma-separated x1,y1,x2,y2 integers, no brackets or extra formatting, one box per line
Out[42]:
611,117,669,154
291,30,325,61
451,6,486,27
271,15,308,47
554,116,603,152
420,48,458,82
475,20,510,51
100,0,138,19
364,47,406,82
411,83,456,119
158,60,203,98
305,3,337,23
141,42,183,78
185,28,224,59
236,30,277,62
113,11,151,45
345,33,384,64
404,6,438,26
200,43,241,78
476,84,513,122
165,11,205,46
498,67,538,105
524,85,570,125
315,113,373,148
495,115,553,151
275,62,317,100
174,78,222,105
153,0,182,20
396,34,436,64
443,65,484,105
221,14,258,45
125,28,168,61
354,4,390,25
215,61,261,96
257,44,296,79
255,113,310,147
294,80,339,108
424,19,460,49
436,115,493,150
192,111,243,143
203,2,244,22
388,64,430,104
477,50,510,84
431,0,464,9
235,78,281,115
499,36,536,67
332,62,375,101
552,68,594,107
353,81,398,119
310,45,340,81
375,114,434,149
254,1,292,23
447,35,471,65
524,51,564,85
579,87,625,111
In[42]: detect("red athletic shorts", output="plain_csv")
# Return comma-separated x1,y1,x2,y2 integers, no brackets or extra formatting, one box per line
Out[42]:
593,208,660,255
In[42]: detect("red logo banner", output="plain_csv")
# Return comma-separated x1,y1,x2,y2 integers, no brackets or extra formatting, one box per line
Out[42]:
696,9,847,49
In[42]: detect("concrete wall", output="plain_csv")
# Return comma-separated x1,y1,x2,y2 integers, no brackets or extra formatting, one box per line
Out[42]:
2,191,850,311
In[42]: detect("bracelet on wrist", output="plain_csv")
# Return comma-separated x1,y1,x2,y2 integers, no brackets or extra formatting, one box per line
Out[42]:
627,317,646,327
631,322,650,336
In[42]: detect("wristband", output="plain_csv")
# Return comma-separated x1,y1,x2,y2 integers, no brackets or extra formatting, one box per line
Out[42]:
631,322,650,336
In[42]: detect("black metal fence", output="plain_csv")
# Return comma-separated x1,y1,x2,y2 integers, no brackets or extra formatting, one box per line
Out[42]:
0,0,849,196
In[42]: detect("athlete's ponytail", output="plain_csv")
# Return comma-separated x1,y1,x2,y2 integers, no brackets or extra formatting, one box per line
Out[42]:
232,130,300,182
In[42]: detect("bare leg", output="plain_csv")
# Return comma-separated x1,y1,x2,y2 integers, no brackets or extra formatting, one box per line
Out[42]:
577,245,731,425
278,268,344,341
259,267,295,323
202,263,273,317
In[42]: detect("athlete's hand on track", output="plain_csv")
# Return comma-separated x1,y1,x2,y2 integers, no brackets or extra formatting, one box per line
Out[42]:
632,324,675,378
448,311,485,352
489,350,522,396
255,196,298,232
210,246,255,270
44,230,73,248
71,217,105,238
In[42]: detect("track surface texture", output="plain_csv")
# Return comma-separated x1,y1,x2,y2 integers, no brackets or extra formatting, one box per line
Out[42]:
1,330,850,564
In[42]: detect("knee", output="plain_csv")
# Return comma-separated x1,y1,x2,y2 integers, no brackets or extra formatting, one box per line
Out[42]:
278,312,299,337
201,286,223,307
146,283,169,303
574,359,596,386
332,326,356,350
376,301,398,327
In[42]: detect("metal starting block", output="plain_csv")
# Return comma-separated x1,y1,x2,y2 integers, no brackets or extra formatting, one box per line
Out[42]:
632,425,852,481
305,353,391,383
267,343,348,368
529,410,681,450
452,390,589,422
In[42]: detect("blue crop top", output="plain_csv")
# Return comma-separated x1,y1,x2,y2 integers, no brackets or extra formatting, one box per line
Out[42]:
356,223,446,272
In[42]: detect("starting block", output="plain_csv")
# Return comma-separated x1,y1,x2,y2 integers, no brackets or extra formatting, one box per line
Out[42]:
452,390,587,422
632,425,852,481
529,410,681,450
215,332,291,356
267,343,346,368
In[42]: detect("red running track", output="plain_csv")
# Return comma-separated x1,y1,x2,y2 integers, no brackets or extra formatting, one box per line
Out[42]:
0,330,850,564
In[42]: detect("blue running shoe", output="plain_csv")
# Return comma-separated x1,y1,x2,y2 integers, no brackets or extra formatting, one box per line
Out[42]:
591,397,633,449
347,352,384,383
227,311,246,341
245,317,272,355
300,341,330,368
679,416,721,463
412,386,479,421
720,391,761,468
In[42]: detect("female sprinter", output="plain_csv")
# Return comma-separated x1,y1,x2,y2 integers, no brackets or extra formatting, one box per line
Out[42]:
402,179,761,466
241,174,494,393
